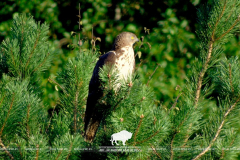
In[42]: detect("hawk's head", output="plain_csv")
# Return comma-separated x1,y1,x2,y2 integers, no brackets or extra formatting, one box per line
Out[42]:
112,32,139,50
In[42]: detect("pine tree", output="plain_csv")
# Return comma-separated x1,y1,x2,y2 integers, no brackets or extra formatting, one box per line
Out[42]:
1,0,240,159
0,14,53,159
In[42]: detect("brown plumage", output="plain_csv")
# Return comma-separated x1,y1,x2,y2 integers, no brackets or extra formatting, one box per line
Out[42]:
84,32,139,142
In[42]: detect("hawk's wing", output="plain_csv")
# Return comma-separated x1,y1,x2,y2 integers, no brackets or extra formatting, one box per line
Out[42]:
84,51,116,142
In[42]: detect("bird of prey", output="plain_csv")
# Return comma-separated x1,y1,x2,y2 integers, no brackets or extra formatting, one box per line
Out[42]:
84,32,139,142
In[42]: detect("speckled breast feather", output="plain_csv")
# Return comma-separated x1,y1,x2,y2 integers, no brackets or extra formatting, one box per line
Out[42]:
114,45,135,81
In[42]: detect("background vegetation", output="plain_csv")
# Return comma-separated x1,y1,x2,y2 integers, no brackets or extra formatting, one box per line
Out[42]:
2,0,240,108
1,0,240,159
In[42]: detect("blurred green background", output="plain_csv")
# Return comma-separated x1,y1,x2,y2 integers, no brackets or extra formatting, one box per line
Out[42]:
1,0,240,108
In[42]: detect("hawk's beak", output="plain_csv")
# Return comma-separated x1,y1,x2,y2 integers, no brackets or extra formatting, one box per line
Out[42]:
136,38,139,42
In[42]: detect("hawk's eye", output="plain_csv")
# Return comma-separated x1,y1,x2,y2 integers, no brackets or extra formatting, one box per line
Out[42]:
131,36,134,39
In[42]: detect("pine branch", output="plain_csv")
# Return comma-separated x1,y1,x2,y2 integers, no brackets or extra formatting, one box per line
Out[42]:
0,138,14,160
1,14,52,79
219,130,237,159
168,115,189,158
113,97,124,111
45,104,57,133
74,90,79,134
224,0,236,22
0,93,15,136
107,69,112,90
133,117,143,145
194,1,228,108
131,96,146,107
228,63,234,93
135,130,159,145
0,95,5,108
9,47,21,76
16,143,23,158
25,29,41,70
220,149,225,159
194,1,240,108
66,142,73,160
133,146,142,152
19,17,25,67
55,150,62,160
26,104,31,139
181,123,192,148
211,0,227,38
170,131,178,160
228,131,236,147
194,40,213,107
31,52,50,75
215,16,240,41
151,145,162,159
193,96,240,160
113,84,133,110
73,65,81,133
35,144,39,160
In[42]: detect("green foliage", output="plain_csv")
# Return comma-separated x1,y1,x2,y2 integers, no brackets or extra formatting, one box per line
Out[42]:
50,132,84,159
0,75,46,139
1,0,240,160
97,65,171,149
0,1,60,40
0,13,86,160
55,50,98,133
57,50,97,112
212,57,240,98
0,14,53,82
1,0,240,108
138,8,200,107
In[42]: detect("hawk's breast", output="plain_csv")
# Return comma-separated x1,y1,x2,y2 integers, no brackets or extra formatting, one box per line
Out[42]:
114,46,135,81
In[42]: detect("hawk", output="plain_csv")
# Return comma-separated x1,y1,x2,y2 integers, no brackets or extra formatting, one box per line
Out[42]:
84,32,139,142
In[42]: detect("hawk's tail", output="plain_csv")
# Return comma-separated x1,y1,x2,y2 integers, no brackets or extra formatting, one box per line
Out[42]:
84,118,100,142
